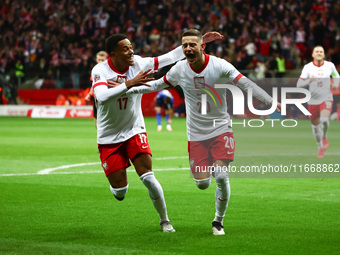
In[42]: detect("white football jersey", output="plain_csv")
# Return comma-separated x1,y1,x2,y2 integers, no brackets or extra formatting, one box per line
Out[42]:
162,54,272,141
92,56,155,144
92,45,184,144
299,60,339,105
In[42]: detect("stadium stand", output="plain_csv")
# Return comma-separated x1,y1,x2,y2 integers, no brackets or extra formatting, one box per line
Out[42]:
0,0,340,116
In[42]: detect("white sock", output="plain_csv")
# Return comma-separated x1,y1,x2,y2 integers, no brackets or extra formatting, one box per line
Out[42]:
213,172,230,225
110,184,128,199
312,124,323,149
320,117,329,138
140,172,169,222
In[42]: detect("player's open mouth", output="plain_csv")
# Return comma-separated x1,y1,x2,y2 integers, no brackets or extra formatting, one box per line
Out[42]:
185,53,195,61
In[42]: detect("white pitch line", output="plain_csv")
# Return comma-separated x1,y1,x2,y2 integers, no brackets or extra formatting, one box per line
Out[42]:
1,152,340,177
37,162,100,175
0,167,190,177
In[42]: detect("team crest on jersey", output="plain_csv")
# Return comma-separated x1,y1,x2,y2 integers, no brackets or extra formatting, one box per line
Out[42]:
194,77,205,89
94,74,100,82
317,69,323,76
102,161,108,171
189,158,195,168
117,75,127,84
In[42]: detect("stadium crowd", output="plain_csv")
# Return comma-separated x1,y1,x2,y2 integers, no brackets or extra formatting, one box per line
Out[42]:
0,0,340,91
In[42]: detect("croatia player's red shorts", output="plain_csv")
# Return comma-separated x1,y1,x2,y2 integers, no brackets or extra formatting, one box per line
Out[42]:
188,132,235,174
308,101,333,121
98,133,152,176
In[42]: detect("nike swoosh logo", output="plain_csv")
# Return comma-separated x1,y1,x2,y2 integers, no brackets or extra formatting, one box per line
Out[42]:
227,151,234,154
142,145,149,149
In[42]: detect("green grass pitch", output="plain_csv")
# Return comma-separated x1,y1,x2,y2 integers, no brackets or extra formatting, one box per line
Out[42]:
0,116,339,255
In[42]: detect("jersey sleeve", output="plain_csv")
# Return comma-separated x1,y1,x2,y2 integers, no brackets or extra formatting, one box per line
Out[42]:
219,60,272,104
296,65,310,88
163,63,180,87
299,65,309,80
331,63,340,88
157,46,184,69
91,64,108,88
331,63,340,78
134,55,156,72
126,78,168,94
91,64,128,102
220,59,243,83
135,46,184,72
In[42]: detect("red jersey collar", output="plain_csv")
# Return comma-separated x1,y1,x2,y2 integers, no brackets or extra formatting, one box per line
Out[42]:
108,59,129,74
313,60,324,67
189,53,209,74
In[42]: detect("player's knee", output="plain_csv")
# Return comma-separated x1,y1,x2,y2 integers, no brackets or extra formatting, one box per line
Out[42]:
139,171,154,183
194,177,211,190
110,184,129,201
320,117,329,123
214,170,229,185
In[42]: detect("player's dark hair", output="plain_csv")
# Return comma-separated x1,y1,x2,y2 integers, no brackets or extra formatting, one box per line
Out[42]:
164,97,171,105
313,45,324,51
182,29,203,41
105,34,128,54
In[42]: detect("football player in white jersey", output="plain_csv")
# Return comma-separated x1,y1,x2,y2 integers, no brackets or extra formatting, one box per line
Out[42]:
297,46,339,158
91,32,223,233
127,29,280,235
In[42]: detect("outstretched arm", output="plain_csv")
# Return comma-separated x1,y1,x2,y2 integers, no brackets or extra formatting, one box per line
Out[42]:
157,46,185,69
95,69,154,103
296,66,310,88
236,76,273,105
297,77,311,88
202,31,224,44
236,76,281,112
127,77,169,95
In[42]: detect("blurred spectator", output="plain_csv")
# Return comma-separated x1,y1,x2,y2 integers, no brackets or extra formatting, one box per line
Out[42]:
266,54,278,78
275,53,286,78
55,93,66,105
282,32,293,59
0,85,4,104
75,92,86,106
85,50,108,128
258,38,271,62
295,25,307,62
15,59,24,87
244,37,257,65
6,76,18,105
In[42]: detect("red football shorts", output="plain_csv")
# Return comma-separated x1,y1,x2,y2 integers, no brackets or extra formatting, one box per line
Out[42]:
188,132,235,174
308,101,333,121
98,133,152,176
